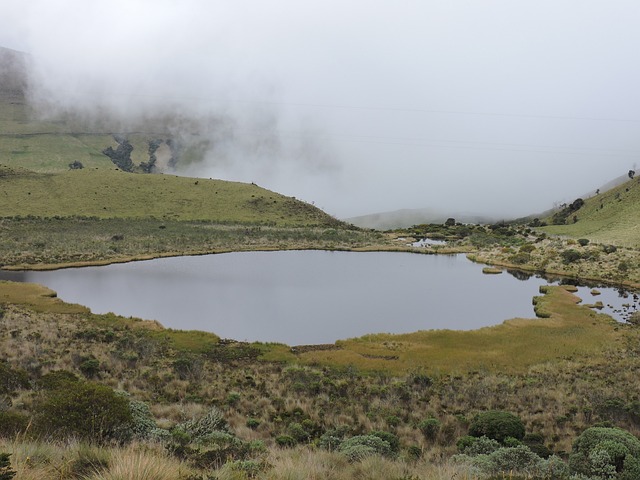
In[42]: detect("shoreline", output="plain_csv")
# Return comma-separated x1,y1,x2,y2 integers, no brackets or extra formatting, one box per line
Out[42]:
0,244,472,272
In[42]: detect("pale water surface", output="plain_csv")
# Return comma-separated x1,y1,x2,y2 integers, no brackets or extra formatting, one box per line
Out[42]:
0,251,635,345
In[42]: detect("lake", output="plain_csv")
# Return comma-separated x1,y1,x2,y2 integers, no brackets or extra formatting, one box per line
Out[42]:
0,251,636,345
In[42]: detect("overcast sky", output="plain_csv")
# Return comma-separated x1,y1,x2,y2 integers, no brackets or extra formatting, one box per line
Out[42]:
2,1,640,219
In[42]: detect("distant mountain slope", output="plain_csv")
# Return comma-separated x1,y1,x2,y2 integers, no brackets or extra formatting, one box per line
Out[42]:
0,46,204,174
540,175,640,248
346,208,496,229
0,46,27,99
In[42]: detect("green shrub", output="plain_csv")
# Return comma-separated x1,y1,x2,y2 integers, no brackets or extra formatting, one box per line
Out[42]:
190,433,255,469
569,426,640,478
78,357,101,378
485,445,544,477
0,363,29,396
468,411,525,443
177,406,229,442
246,418,261,430
418,418,441,441
508,252,531,265
371,431,400,454
519,244,536,253
578,238,590,246
561,249,583,264
318,426,350,451
172,354,203,381
339,435,392,461
37,370,79,390
226,459,266,478
113,395,157,442
0,411,29,437
454,445,559,479
225,392,241,407
34,381,132,443
275,434,296,447
287,422,310,443
0,453,15,480
459,435,502,455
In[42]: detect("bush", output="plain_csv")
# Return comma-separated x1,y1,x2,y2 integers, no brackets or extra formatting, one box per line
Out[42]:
578,238,590,246
454,445,559,479
177,406,229,442
275,434,296,447
561,249,583,264
509,252,532,265
318,426,350,451
287,422,310,443
37,370,79,390
0,453,15,480
485,445,544,477
418,418,441,441
0,411,29,437
78,357,101,378
34,381,132,443
0,363,29,396
569,426,640,478
459,435,502,455
339,435,392,461
246,418,261,430
468,411,525,443
371,431,400,454
113,395,157,442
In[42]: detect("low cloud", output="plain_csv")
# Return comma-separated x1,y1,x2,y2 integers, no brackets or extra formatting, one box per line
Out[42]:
2,0,639,218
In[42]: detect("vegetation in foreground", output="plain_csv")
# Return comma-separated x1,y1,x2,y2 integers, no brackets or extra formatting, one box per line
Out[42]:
0,280,640,478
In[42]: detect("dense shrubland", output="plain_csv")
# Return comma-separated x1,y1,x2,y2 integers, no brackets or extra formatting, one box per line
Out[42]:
1,300,640,478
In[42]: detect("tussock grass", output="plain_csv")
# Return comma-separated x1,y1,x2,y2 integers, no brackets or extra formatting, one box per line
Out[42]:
84,445,192,480
0,440,194,480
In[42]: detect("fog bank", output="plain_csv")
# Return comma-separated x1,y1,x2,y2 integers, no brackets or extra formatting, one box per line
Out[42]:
2,1,639,218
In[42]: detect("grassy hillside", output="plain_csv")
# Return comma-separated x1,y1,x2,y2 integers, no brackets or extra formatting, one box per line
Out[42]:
0,164,338,226
540,176,640,248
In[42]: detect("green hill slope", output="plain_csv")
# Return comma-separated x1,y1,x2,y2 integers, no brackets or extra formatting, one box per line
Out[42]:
541,176,640,247
0,46,206,174
0,165,337,226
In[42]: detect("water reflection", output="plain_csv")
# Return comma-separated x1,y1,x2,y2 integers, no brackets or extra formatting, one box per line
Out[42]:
506,269,534,281
411,238,447,247
0,251,636,345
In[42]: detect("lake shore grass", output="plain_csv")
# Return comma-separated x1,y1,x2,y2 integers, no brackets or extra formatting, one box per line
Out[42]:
290,285,625,375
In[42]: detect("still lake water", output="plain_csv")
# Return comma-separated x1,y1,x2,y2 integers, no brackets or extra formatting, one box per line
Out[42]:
0,251,635,345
